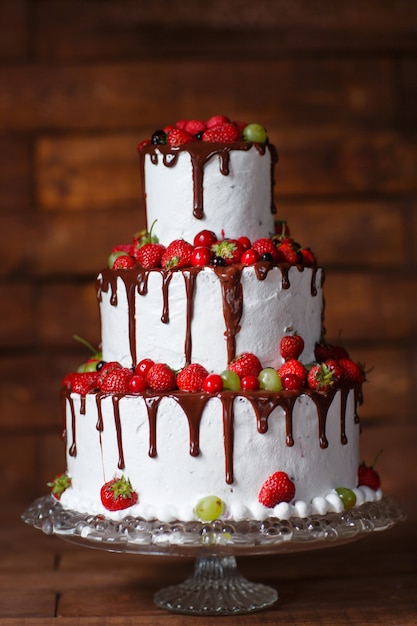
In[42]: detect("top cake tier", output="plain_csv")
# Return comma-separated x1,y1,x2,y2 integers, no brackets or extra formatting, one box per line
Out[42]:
139,141,278,246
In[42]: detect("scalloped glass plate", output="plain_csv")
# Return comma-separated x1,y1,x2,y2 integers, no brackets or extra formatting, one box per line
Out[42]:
22,495,405,615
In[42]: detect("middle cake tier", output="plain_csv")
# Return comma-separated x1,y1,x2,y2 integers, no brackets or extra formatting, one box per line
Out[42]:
97,263,324,372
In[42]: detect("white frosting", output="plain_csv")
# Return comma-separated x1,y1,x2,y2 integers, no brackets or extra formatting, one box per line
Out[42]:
60,388,374,523
99,265,323,371
143,145,275,246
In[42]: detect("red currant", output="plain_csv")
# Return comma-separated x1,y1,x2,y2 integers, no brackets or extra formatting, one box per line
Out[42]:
193,230,217,248
241,249,260,265
203,373,224,393
129,374,148,393
191,246,212,267
135,358,154,377
282,374,303,391
240,375,259,391
237,236,251,251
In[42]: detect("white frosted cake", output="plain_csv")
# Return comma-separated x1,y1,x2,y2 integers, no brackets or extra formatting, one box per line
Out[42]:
49,116,382,523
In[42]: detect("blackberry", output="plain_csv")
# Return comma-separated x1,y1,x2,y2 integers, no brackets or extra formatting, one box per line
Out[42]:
151,129,167,145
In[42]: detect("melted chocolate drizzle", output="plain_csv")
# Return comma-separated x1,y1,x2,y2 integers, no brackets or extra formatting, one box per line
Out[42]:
139,141,278,223
63,384,360,486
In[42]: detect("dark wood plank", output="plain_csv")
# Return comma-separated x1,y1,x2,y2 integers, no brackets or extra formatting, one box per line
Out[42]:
0,138,31,211
0,0,29,61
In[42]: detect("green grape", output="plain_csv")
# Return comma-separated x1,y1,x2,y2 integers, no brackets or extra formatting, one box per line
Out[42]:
258,368,282,392
195,495,225,522
220,369,241,391
335,487,357,510
242,123,268,143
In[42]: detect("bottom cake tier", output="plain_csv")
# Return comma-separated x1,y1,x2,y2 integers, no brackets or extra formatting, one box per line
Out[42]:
59,386,381,522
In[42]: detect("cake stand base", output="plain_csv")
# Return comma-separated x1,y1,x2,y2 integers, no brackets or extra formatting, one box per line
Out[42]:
153,555,278,615
22,495,405,616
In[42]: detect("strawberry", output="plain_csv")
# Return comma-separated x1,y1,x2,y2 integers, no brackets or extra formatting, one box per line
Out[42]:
338,358,365,384
315,341,349,362
276,241,302,264
133,220,160,247
167,128,197,146
100,475,138,511
47,473,72,500
175,119,187,129
211,238,244,265
111,243,135,256
133,242,166,269
113,255,136,270
307,362,338,392
177,363,209,392
274,220,291,239
323,358,345,386
251,238,279,263
300,247,317,266
358,451,382,490
206,115,230,128
278,359,307,388
258,471,296,508
99,367,134,393
202,122,241,143
61,371,99,394
228,353,262,379
161,239,194,269
97,361,122,387
184,119,207,135
146,362,177,392
280,334,305,361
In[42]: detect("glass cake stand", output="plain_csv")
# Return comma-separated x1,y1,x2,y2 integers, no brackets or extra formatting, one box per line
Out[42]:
22,495,404,616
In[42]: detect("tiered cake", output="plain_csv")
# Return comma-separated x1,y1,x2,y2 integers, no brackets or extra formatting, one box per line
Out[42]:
50,116,382,523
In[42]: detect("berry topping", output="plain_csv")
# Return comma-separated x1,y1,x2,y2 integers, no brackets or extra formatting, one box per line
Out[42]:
135,358,155,378
258,368,282,392
161,239,194,270
193,229,218,248
280,334,305,361
112,254,136,270
242,123,268,143
241,248,260,265
184,119,207,135
228,352,262,379
358,450,382,490
251,238,279,263
133,242,166,269
278,359,307,388
190,246,212,267
100,475,138,511
206,115,230,129
99,366,134,394
202,373,224,393
128,374,148,393
240,374,260,391
314,341,350,362
258,471,296,508
47,473,72,500
307,362,339,392
167,128,197,146
61,371,99,395
211,238,244,265
145,362,176,392
202,122,242,143
195,495,225,522
151,129,167,145
338,358,365,384
177,363,209,392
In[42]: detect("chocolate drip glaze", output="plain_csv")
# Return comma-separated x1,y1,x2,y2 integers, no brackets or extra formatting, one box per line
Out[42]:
214,265,244,363
182,270,198,365
64,384,360,486
139,141,278,223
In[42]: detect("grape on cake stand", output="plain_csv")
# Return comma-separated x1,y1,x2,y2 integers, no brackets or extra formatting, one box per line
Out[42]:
22,494,404,616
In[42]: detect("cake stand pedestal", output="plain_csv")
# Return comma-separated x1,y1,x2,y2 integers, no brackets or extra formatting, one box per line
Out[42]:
22,495,404,616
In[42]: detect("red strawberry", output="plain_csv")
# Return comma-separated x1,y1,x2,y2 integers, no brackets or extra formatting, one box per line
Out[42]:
258,471,296,508
211,238,244,265
61,371,99,394
251,238,279,263
133,242,166,269
278,359,307,388
315,341,349,362
177,363,209,392
280,334,305,361
99,367,133,393
97,361,122,387
202,122,241,143
184,119,207,135
167,128,197,146
274,220,291,238
100,475,138,511
146,362,177,392
206,115,230,128
113,255,136,270
276,241,302,264
307,362,338,392
228,353,262,378
161,239,194,269
338,358,365,385
358,451,382,490
300,247,317,266
175,119,187,129
111,243,135,256
323,358,345,386
47,473,72,500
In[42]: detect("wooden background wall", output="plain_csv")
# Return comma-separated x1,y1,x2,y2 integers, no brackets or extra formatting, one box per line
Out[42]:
1,0,416,517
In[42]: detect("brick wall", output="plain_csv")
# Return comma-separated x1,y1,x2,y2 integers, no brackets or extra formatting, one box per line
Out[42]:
1,0,416,511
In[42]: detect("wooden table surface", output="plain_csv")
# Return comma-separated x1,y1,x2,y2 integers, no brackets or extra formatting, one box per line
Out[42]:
1,500,416,625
